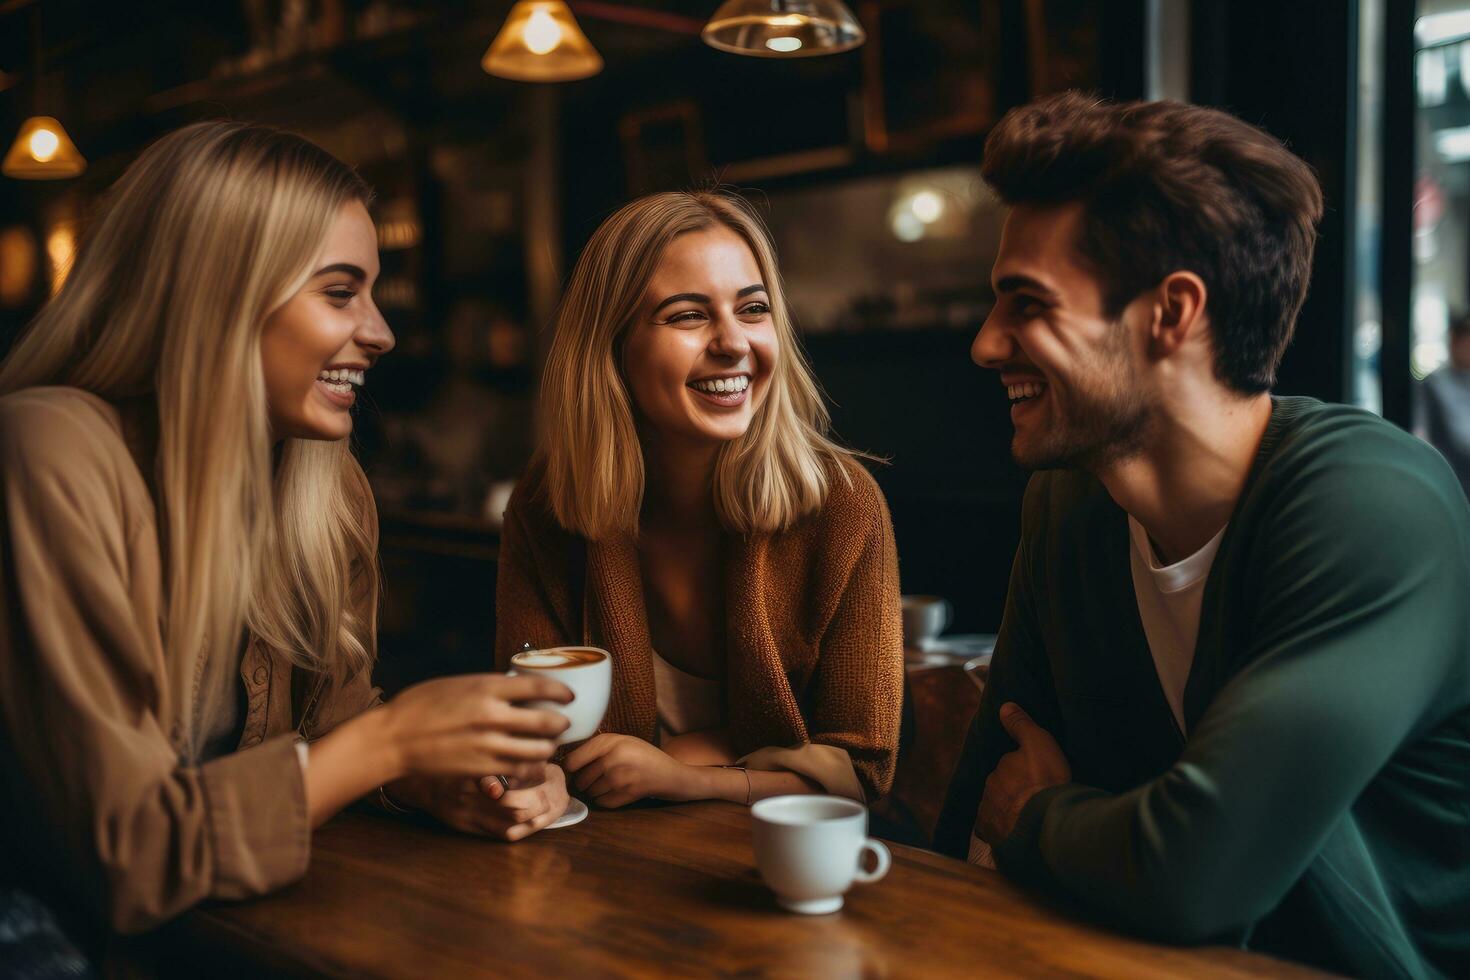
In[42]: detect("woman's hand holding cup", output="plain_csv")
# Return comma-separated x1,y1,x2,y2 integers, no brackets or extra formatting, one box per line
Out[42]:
380,673,574,783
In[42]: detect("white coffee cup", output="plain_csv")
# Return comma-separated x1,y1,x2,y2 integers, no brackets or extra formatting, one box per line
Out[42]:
507,646,611,744
750,795,892,914
901,594,952,647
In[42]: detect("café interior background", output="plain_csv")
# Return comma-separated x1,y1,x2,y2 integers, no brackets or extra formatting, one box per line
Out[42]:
0,0,1427,692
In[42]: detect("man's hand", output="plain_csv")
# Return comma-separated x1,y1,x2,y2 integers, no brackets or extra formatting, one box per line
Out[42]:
565,734,702,808
976,702,1071,845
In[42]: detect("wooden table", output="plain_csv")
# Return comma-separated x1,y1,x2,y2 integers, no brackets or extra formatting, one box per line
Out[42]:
170,804,1328,979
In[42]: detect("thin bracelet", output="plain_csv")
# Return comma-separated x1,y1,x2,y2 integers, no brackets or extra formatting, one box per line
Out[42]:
718,764,752,806
378,784,412,815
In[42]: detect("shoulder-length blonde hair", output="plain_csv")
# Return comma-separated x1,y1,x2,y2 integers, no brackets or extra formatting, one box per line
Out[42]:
538,190,853,541
0,121,376,758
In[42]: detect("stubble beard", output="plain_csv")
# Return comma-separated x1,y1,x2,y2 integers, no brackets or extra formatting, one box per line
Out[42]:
1011,338,1153,473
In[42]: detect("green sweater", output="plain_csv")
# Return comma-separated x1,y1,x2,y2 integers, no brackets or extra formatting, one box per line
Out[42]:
936,397,1470,979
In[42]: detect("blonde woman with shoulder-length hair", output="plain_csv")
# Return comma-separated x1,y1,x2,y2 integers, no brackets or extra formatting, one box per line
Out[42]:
0,121,574,941
496,191,903,828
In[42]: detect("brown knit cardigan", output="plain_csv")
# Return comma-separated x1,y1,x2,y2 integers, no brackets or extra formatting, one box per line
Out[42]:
494,455,905,800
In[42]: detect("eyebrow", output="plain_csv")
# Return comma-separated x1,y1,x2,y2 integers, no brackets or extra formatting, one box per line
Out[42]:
312,262,368,280
652,292,707,314
652,284,768,315
993,274,1058,300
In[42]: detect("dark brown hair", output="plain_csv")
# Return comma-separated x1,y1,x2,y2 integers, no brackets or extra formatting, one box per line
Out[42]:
982,92,1324,393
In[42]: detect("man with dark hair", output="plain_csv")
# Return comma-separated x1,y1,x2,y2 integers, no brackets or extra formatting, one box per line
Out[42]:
937,92,1469,979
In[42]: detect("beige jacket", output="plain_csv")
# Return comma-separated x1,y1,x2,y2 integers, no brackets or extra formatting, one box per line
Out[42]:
0,387,380,934
495,455,905,801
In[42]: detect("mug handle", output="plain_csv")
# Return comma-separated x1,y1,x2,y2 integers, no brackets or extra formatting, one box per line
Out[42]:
855,839,891,884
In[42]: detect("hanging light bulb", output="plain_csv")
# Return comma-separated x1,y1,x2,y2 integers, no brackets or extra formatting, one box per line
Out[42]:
4,7,86,181
523,7,564,55
482,1,602,82
29,128,59,163
703,0,866,58
3,116,86,180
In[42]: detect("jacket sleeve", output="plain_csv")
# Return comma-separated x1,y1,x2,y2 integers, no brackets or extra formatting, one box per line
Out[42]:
803,475,905,801
493,487,576,670
993,447,1470,942
934,477,1061,857
0,408,309,934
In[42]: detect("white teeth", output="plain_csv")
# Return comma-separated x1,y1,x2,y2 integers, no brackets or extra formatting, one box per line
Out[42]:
1007,382,1046,402
317,368,366,387
691,375,750,394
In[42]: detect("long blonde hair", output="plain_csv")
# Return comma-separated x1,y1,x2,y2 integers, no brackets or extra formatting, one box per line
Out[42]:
538,190,853,540
0,121,377,757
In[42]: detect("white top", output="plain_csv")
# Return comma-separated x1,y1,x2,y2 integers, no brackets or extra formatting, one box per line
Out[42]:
1126,516,1228,736
651,650,723,741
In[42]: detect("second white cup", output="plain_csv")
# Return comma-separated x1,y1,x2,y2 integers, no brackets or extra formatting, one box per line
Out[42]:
751,795,891,914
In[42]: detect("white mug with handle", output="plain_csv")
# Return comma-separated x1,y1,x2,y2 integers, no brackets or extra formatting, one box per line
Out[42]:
750,795,892,914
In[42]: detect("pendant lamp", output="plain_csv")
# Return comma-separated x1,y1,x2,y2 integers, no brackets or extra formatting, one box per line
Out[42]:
3,116,85,180
482,1,603,82
3,7,85,180
702,0,866,58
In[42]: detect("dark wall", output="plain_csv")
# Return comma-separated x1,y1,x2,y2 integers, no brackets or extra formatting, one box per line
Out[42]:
1192,0,1357,405
806,330,1028,634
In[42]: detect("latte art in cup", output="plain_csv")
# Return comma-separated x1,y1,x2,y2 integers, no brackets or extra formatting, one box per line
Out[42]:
510,649,607,669
507,646,612,744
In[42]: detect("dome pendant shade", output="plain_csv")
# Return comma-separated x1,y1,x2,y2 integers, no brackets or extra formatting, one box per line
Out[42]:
482,1,603,82
3,116,86,180
702,0,866,58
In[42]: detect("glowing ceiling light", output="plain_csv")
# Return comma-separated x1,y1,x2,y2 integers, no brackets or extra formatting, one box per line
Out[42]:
910,190,944,224
703,0,865,58
482,1,602,82
3,116,86,180
28,128,59,163
523,8,564,55
891,211,924,242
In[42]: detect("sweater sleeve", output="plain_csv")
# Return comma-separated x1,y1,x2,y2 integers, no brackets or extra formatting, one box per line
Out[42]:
933,476,1062,857
0,405,308,933
801,476,905,801
993,445,1470,942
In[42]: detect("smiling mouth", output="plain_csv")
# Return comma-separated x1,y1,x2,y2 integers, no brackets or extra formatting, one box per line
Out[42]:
687,374,751,406
316,367,365,396
315,368,366,409
1007,380,1046,406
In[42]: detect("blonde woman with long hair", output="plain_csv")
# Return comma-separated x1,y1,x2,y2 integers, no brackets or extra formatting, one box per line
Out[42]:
494,191,903,830
0,121,574,940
